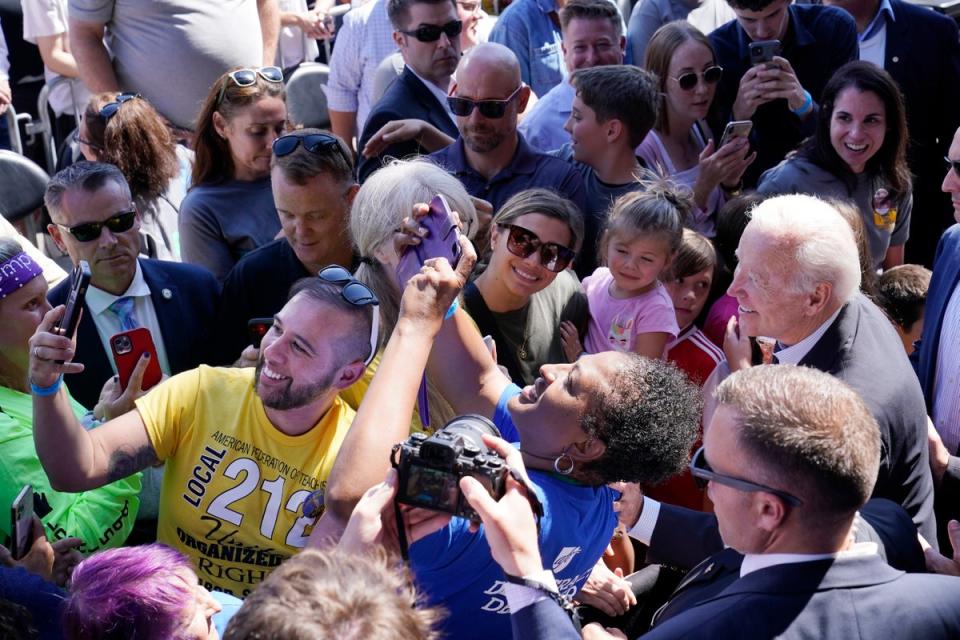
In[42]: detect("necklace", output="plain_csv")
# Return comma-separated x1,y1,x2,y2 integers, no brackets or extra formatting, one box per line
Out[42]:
513,305,532,361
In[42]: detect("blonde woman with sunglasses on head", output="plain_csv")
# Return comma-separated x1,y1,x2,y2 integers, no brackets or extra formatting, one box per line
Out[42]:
179,67,287,281
638,21,756,237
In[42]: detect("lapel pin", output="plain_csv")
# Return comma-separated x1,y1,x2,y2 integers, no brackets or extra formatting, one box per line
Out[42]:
161,288,173,300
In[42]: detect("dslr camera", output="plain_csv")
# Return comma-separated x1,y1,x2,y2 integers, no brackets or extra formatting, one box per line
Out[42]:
392,414,508,521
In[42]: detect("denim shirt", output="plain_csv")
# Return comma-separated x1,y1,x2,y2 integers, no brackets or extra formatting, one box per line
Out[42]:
489,0,566,98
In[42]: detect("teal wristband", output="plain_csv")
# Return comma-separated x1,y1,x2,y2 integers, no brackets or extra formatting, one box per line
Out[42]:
444,296,460,320
31,375,63,397
791,90,812,116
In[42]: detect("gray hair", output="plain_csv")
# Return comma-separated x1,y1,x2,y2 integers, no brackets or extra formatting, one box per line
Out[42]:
745,194,861,302
45,161,131,221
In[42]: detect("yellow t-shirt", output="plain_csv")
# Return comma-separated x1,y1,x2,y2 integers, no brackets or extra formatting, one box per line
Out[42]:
135,365,355,596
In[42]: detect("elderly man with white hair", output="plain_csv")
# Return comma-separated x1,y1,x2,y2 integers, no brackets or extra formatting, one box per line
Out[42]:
704,194,936,548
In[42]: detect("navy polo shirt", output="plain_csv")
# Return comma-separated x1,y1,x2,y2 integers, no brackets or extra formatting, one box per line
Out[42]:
429,134,588,216
708,4,857,187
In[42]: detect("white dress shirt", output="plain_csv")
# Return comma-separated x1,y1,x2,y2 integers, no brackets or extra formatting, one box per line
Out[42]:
740,542,877,577
773,305,844,365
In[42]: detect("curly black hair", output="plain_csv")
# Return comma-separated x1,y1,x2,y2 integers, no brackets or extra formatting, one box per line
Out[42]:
580,356,701,484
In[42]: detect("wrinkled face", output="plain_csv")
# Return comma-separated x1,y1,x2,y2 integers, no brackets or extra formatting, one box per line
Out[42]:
605,231,673,298
665,265,713,330
48,180,141,292
563,95,607,164
255,293,352,410
727,226,809,344
457,0,483,49
829,88,886,175
561,17,624,72
273,168,353,270
942,128,960,225
175,569,222,640
664,40,717,125
488,213,573,300
454,66,522,154
216,96,287,181
0,275,51,367
396,2,462,87
732,0,790,42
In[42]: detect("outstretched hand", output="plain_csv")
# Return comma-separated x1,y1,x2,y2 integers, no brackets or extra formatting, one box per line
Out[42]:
94,353,153,421
924,520,960,577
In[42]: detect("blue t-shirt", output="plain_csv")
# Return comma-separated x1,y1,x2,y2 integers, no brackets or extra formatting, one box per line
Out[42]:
409,385,618,640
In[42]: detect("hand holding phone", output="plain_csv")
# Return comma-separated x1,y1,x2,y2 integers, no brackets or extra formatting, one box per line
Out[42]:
110,328,162,392
247,318,273,349
396,194,463,289
10,485,33,561
53,261,91,364
719,120,753,148
749,39,781,66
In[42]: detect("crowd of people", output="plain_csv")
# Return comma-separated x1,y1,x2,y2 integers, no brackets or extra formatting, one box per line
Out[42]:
2,0,960,637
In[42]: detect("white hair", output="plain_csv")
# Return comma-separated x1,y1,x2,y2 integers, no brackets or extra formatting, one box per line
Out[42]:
746,194,861,303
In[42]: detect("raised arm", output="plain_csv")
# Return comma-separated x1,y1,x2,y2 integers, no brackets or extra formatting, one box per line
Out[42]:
29,306,158,492
35,34,80,78
68,17,120,94
257,0,281,67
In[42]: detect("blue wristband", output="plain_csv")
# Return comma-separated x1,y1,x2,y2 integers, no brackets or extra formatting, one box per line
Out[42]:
791,90,812,116
444,296,460,320
31,375,63,397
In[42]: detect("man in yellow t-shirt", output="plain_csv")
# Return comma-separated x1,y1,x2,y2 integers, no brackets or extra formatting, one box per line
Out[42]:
30,270,380,596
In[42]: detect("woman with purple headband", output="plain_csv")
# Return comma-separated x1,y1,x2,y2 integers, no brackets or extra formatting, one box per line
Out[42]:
0,238,141,553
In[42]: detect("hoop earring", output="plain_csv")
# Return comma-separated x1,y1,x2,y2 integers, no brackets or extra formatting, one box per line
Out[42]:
553,452,575,475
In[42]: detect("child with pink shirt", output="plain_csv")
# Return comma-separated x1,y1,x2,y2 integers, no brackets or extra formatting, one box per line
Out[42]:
561,185,688,360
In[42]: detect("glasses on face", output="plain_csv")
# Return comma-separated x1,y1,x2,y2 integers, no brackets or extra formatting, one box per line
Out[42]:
217,66,284,104
689,446,803,507
317,265,381,366
448,85,523,119
72,129,103,151
670,66,723,91
498,223,575,273
945,156,960,176
57,210,137,243
98,93,140,120
273,132,352,166
400,19,463,42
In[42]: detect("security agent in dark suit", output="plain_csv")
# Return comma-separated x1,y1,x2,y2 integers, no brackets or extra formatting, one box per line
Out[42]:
356,0,462,183
487,366,960,640
722,194,936,548
45,162,219,409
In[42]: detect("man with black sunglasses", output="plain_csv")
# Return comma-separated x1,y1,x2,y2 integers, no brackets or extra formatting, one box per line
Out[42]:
46,162,220,410
356,0,463,183
429,43,587,217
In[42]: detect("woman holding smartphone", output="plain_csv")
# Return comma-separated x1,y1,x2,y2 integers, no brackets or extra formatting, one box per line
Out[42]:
179,67,287,281
638,21,756,237
758,61,911,271
0,239,141,552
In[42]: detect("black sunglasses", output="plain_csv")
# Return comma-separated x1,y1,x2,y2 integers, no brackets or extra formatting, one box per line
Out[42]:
670,66,723,91
317,265,381,366
99,93,140,120
689,447,803,507
400,19,463,42
448,85,523,119
498,223,575,273
57,210,137,243
218,66,284,104
72,129,103,151
946,156,960,176
273,133,351,166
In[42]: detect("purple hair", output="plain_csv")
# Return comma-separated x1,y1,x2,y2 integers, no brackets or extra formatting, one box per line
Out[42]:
64,543,197,640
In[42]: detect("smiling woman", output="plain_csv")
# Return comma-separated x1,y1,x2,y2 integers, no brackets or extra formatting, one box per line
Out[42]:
179,67,288,281
758,61,912,271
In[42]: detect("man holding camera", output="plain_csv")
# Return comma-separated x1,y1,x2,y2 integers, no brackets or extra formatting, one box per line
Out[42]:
709,0,857,186
321,238,701,639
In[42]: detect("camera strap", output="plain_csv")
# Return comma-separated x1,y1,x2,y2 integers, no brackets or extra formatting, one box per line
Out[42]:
394,496,411,562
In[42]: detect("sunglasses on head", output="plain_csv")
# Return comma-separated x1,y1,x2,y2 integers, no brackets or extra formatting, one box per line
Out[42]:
317,265,381,366
400,19,463,42
99,93,140,120
217,66,284,104
273,133,351,165
57,210,137,243
689,446,803,507
448,85,523,119
498,223,575,273
670,65,723,91
946,156,960,176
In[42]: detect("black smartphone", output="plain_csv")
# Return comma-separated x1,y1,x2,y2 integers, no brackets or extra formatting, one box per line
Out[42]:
10,485,33,561
749,39,781,66
247,318,273,349
54,261,91,364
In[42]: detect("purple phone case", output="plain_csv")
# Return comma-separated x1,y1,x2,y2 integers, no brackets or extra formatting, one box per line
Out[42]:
395,194,462,289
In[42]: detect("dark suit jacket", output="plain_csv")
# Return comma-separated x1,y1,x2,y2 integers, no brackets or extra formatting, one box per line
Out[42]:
356,67,459,183
798,294,936,547
48,258,220,408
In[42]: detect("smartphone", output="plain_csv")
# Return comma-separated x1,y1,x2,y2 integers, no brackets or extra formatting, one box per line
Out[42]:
110,327,162,392
10,485,33,561
247,318,273,349
749,39,781,65
395,194,463,288
719,120,753,148
55,260,91,342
